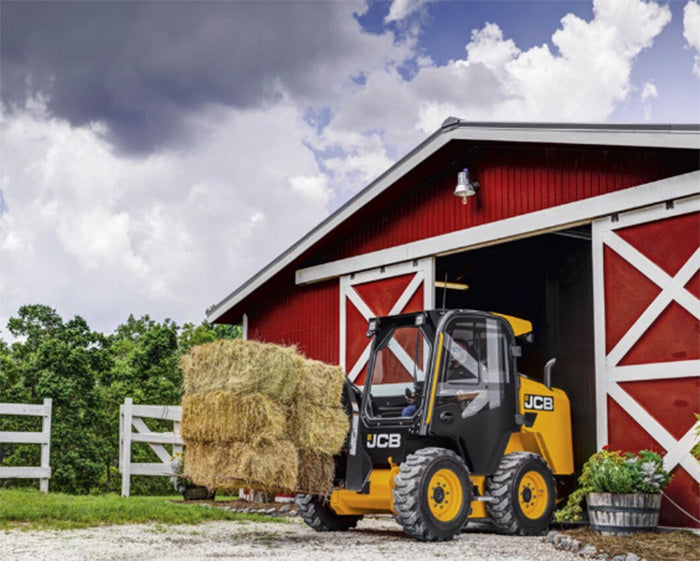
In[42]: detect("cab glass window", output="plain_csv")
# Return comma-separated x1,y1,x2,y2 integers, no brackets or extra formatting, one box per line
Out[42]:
365,325,429,418
438,317,510,415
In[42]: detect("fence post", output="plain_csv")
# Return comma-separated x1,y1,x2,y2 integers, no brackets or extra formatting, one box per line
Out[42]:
39,398,52,493
173,417,183,460
121,397,133,497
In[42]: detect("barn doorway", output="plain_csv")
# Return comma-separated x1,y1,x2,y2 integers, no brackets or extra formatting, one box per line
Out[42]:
435,226,595,474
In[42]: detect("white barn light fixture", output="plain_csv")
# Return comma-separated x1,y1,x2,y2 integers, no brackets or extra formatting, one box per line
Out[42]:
454,168,479,205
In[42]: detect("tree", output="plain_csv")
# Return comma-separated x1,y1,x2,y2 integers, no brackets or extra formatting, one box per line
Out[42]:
96,315,183,494
0,306,240,494
1,306,106,493
179,321,240,355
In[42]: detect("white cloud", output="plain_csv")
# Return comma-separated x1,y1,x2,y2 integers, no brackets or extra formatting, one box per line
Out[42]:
0,99,328,332
312,0,671,198
385,0,433,23
640,81,659,120
640,82,658,101
290,175,332,207
684,1,700,77
420,0,670,122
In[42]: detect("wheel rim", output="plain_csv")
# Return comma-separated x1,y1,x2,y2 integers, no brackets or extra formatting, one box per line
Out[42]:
427,468,463,522
518,470,548,520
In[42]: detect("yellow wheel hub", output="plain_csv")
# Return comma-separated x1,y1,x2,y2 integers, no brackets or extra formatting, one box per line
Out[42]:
427,468,463,522
518,470,548,520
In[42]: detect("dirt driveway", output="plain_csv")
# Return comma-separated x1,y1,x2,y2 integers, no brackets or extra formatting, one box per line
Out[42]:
2,516,581,561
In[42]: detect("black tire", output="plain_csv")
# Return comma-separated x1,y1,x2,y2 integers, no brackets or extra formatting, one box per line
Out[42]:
294,494,363,531
486,452,556,535
183,485,215,500
393,447,472,542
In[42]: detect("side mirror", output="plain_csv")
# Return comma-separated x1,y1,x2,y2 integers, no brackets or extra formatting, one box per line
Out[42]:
517,332,534,344
544,358,556,390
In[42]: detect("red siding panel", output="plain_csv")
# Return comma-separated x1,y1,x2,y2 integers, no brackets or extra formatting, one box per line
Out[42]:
248,279,339,364
616,212,700,277
327,145,697,262
608,397,700,527
603,246,661,354
619,301,700,364
620,377,700,442
353,274,414,317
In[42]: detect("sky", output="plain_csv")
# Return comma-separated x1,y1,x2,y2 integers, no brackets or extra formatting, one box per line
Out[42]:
1,0,699,338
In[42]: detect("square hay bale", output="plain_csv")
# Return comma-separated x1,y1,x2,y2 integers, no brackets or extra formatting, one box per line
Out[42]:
185,439,299,493
181,391,285,444
297,450,335,496
288,401,349,455
182,441,245,491
181,340,351,495
181,339,305,404
296,359,346,406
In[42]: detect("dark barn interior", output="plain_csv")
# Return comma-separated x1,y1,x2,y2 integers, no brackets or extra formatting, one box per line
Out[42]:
435,226,596,473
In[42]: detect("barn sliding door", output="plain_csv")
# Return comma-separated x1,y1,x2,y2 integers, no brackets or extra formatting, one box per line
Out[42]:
592,195,700,526
340,258,434,385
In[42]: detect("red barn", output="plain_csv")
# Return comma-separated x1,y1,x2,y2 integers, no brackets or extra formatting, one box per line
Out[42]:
208,121,700,527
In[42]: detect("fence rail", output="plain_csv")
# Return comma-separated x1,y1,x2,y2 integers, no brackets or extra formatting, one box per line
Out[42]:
119,398,183,497
0,398,52,492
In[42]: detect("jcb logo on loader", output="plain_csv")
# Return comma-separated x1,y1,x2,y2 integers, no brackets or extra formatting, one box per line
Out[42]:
366,433,401,449
524,394,554,411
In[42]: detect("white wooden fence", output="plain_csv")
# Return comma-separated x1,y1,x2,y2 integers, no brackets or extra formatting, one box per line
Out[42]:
119,397,183,497
0,398,52,492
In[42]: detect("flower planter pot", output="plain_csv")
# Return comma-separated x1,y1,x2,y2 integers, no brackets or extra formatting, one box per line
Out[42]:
587,492,661,536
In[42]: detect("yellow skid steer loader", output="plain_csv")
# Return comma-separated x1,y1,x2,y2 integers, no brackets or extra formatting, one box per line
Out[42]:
296,309,574,541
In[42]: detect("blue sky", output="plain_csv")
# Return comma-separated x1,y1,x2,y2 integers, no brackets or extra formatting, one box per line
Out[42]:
0,0,698,336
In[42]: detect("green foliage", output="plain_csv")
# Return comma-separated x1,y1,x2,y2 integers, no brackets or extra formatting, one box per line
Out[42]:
692,413,700,462
555,449,672,522
0,488,281,530
586,451,635,494
0,305,239,495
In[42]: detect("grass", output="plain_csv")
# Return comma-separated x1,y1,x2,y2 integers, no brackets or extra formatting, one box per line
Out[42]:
0,489,285,530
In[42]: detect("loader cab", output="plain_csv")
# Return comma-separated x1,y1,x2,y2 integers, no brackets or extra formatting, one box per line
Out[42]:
361,310,523,474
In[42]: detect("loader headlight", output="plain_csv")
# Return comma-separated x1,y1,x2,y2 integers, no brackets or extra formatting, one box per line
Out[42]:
367,319,379,337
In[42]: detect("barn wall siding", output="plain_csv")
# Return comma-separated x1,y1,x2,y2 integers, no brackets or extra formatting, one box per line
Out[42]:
328,145,697,262
247,279,339,364
240,144,697,365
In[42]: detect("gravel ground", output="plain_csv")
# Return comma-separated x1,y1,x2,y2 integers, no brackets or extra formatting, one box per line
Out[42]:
1,517,582,561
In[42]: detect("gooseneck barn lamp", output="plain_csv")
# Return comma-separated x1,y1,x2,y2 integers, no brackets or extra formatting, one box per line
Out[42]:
454,168,479,205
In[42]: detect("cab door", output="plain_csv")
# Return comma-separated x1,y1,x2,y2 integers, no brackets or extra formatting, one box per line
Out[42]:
427,313,519,475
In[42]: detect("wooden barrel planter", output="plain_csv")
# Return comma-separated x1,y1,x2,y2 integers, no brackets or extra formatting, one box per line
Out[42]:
587,493,661,536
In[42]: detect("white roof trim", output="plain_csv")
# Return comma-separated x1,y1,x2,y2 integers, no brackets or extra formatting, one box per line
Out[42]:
207,122,700,323
445,123,700,149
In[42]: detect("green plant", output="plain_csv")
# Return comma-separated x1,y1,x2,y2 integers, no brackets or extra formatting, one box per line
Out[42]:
555,449,672,522
692,413,700,462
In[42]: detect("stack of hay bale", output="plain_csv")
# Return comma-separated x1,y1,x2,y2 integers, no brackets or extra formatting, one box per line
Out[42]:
180,339,348,495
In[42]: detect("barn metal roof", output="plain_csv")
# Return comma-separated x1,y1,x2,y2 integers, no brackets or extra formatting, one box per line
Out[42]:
207,121,700,323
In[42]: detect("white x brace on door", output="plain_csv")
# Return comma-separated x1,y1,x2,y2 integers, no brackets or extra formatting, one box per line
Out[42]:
340,258,434,385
